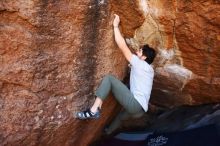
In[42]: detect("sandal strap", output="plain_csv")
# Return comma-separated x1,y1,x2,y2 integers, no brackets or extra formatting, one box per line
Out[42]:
83,109,93,118
76,108,100,119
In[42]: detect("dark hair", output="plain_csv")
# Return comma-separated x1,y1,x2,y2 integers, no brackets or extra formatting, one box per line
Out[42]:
142,44,156,64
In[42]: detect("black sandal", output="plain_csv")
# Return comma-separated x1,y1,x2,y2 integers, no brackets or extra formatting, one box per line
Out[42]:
76,108,100,120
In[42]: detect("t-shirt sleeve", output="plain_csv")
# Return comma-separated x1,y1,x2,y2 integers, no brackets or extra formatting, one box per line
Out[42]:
130,54,140,67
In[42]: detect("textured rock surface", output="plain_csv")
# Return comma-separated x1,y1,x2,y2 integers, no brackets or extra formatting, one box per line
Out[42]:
0,0,220,146
0,0,136,146
133,0,220,107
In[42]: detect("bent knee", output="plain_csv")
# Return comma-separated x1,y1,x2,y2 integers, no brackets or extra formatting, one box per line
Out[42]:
104,74,115,80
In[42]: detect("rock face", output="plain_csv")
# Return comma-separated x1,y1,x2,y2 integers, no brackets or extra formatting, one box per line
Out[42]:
0,0,136,145
133,0,220,107
0,0,219,146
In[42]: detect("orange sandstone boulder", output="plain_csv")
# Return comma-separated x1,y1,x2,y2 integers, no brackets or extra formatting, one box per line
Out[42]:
134,0,220,107
0,0,219,146
0,0,135,145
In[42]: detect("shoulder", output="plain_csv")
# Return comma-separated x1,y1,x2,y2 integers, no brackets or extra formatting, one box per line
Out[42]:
130,54,141,65
131,55,154,72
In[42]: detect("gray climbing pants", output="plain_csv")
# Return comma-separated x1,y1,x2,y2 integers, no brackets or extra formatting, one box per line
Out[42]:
95,75,145,134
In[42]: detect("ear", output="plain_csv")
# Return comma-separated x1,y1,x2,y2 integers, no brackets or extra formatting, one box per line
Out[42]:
142,56,147,60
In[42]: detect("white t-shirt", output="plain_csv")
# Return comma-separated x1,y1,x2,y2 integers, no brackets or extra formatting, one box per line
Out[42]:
130,55,154,112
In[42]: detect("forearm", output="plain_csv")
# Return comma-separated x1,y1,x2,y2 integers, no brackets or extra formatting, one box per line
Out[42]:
113,27,127,50
113,14,132,62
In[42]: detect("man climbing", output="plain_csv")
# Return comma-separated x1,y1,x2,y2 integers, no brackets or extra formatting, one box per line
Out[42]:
76,14,156,134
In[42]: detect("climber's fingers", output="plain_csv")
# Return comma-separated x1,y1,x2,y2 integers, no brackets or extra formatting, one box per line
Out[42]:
113,14,120,27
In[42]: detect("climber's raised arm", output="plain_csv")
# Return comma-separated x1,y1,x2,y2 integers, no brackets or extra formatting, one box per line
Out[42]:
113,14,132,62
